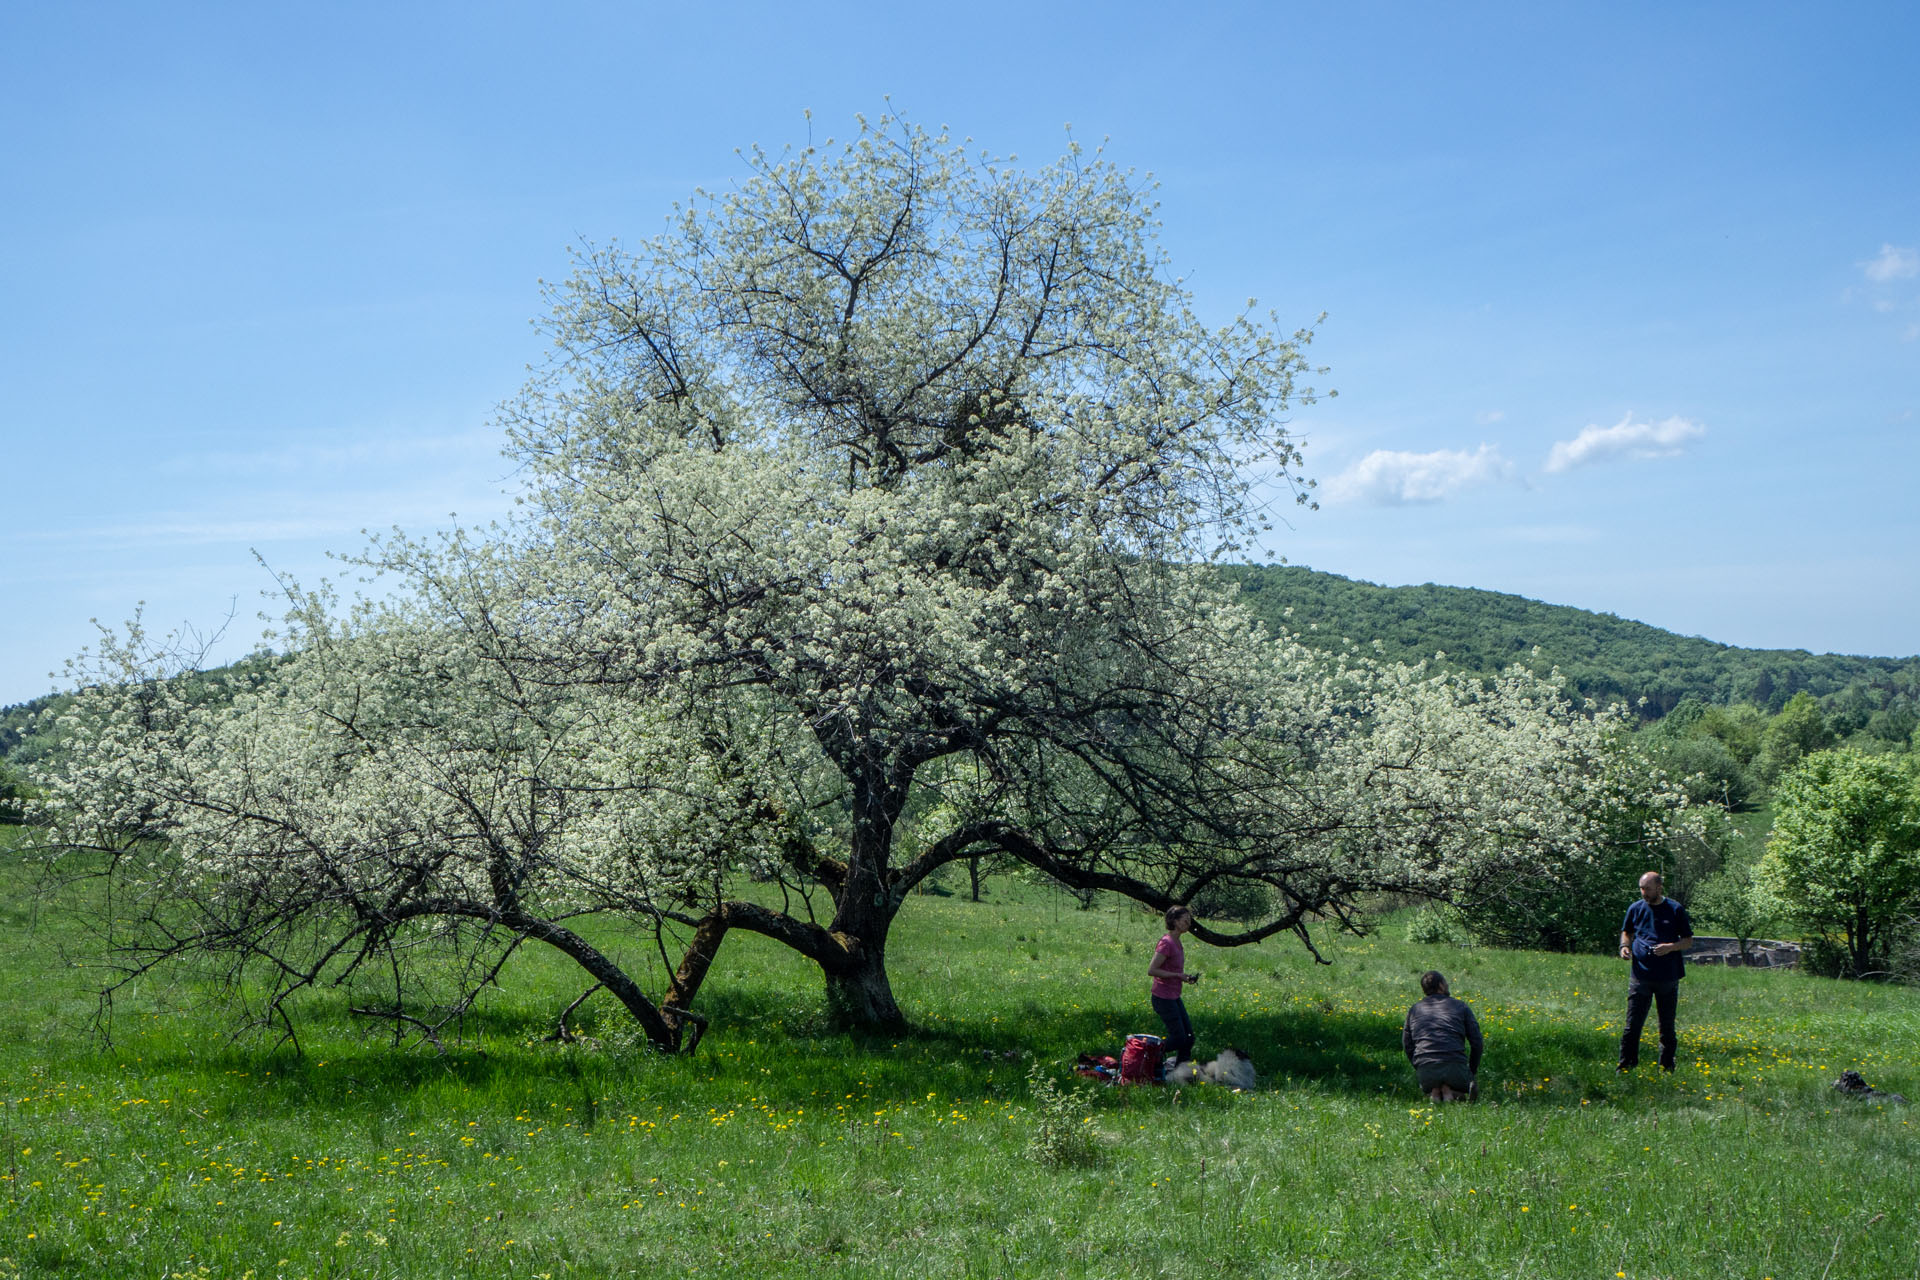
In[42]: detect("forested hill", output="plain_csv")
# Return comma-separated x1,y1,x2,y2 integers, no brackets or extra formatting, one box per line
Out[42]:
1219,565,1920,721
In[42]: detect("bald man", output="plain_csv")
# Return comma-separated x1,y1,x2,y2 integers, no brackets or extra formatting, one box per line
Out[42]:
1617,871,1694,1073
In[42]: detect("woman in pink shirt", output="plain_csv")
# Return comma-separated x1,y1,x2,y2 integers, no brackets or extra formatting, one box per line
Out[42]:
1147,905,1200,1064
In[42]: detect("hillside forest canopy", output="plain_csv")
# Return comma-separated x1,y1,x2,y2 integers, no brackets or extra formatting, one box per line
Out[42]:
16,119,1912,1050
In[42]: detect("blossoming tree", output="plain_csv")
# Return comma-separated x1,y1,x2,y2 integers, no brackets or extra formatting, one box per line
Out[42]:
31,118,1698,1048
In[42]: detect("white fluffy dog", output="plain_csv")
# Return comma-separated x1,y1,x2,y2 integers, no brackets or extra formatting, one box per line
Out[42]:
1166,1047,1257,1090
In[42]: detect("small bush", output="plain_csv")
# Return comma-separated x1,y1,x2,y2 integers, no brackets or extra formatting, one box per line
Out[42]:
1798,936,1856,979
1022,1063,1100,1167
0,759,31,825
1794,929,1909,981
1458,843,1646,954
913,862,955,895
1891,920,1920,986
1646,733,1759,812
1403,903,1471,946
1693,862,1770,953
1189,877,1273,923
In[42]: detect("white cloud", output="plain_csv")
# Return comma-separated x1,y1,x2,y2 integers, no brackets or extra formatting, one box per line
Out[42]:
1863,244,1920,284
1322,444,1510,505
1543,414,1705,474
1475,409,1505,425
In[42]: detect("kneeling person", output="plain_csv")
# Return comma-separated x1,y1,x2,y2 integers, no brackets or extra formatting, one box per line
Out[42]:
1403,970,1483,1102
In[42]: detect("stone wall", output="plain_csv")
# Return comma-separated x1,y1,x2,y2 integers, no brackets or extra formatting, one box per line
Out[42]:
1687,936,1800,968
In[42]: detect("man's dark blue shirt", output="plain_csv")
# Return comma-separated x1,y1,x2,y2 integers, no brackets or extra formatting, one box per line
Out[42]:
1622,897,1693,984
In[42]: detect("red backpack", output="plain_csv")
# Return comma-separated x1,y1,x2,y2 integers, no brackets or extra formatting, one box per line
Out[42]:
1120,1033,1164,1085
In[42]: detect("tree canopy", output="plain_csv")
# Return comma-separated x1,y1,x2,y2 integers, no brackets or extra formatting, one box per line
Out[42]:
26,118,1702,1047
1757,748,1920,977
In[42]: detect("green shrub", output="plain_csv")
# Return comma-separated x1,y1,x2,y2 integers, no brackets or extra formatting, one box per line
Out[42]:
1646,734,1759,811
1189,877,1274,923
1022,1063,1100,1167
0,759,29,825
1798,935,1855,979
1758,692,1835,784
1692,862,1770,957
1403,903,1471,946
1892,922,1920,986
1458,834,1657,955
913,862,955,895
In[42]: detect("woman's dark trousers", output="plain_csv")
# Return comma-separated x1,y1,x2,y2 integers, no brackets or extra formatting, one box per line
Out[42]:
1151,995,1195,1062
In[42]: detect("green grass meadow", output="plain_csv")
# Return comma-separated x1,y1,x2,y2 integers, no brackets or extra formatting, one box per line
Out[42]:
1,828,1916,1279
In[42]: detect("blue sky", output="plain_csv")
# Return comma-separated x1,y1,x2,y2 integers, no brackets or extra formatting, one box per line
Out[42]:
3,2,1917,706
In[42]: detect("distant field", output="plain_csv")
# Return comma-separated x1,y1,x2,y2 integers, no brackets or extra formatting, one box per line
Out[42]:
1,827,1916,1279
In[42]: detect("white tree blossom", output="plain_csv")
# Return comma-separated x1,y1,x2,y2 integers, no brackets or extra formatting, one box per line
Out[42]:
31,562,796,1051
28,117,1700,1043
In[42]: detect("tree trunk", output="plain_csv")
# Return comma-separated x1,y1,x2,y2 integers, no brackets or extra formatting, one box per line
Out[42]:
823,946,905,1029
660,913,730,1051
968,856,982,902
821,762,910,1028
1850,909,1881,979
486,907,683,1052
821,884,906,1029
378,899,692,1053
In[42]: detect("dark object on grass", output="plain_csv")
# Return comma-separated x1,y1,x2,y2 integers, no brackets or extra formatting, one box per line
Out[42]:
1833,1070,1907,1104
1075,1052,1121,1082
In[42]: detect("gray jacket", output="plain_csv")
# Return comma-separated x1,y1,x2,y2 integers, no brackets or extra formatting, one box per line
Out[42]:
1402,995,1483,1072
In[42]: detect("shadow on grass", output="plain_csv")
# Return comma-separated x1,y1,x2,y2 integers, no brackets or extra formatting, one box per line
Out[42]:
653,985,1631,1107
104,979,1633,1120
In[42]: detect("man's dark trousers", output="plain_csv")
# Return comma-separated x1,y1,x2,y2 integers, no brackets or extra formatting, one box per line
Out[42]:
1619,979,1678,1070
